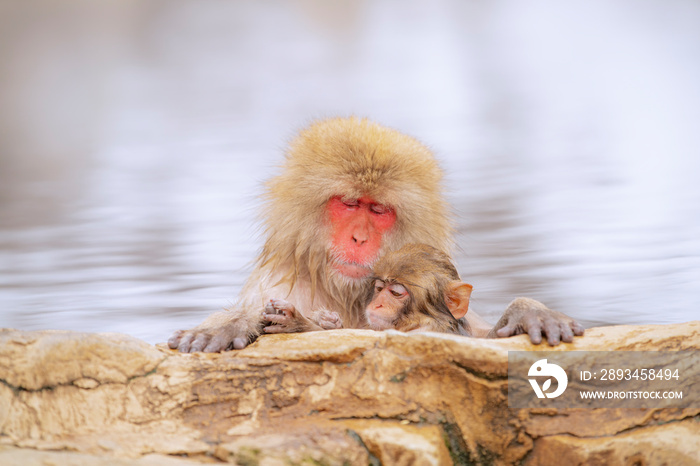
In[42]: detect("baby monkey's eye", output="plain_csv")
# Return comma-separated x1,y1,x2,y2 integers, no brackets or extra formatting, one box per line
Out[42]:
387,283,408,299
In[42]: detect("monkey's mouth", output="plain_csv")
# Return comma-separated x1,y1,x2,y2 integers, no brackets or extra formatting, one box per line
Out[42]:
366,312,393,330
330,258,373,279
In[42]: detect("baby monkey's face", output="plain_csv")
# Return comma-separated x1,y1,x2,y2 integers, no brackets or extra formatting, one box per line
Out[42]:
365,279,410,330
362,243,473,334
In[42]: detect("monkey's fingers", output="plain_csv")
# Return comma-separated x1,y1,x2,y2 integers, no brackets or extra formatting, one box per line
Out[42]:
202,333,235,352
263,324,289,334
269,299,297,317
232,337,248,349
264,301,278,315
175,332,196,352
559,323,575,343
495,322,518,338
542,318,562,346
572,321,585,336
314,310,342,329
168,330,185,349
262,313,288,325
188,333,212,353
319,317,342,329
525,317,544,345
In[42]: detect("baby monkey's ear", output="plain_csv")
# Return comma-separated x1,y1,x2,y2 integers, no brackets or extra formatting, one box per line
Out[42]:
444,281,473,319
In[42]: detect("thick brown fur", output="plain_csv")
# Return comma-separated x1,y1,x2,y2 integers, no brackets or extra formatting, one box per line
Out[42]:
256,117,452,328
169,117,583,352
169,117,455,352
367,243,472,335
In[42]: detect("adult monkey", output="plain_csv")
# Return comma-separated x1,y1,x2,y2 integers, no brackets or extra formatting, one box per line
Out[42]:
169,117,582,352
262,243,583,345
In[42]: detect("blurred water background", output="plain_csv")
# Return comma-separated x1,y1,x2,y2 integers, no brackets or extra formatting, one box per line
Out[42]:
1,0,698,344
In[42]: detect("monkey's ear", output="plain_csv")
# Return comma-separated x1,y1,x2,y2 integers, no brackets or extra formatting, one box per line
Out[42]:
445,281,473,319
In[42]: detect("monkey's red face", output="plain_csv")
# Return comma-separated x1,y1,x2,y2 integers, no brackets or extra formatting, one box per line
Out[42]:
326,196,396,279
366,279,409,329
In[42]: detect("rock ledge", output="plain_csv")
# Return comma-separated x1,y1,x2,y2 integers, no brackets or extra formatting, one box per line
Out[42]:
1,323,698,465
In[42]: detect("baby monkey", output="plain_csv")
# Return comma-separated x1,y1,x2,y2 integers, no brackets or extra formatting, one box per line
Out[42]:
364,243,473,334
262,243,473,336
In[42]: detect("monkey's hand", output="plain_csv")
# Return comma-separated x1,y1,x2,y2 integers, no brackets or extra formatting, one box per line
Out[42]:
168,309,261,353
311,309,343,329
262,299,323,333
487,297,584,346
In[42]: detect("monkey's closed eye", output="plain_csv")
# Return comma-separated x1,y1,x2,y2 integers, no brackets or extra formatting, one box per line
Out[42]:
342,199,359,208
370,203,391,215
388,283,408,298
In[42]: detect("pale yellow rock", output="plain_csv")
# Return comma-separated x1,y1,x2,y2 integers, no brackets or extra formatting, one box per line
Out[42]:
0,323,698,465
344,419,454,466
0,329,166,389
525,419,700,465
214,426,369,465
0,445,207,465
